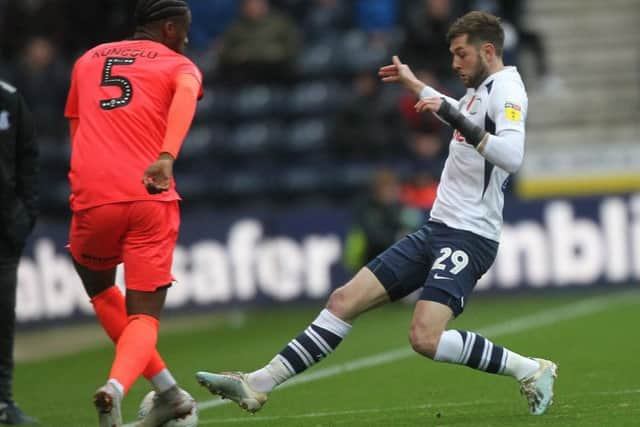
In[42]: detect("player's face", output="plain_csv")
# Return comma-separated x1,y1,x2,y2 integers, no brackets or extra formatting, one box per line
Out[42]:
165,11,191,53
450,34,490,88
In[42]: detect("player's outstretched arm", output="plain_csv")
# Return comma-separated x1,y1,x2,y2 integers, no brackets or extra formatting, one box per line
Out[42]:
379,56,459,108
142,73,200,195
378,55,425,95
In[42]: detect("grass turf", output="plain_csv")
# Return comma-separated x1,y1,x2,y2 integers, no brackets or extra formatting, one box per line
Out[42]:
13,290,640,426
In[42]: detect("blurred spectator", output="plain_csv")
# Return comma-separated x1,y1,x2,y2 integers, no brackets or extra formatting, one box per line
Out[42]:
401,168,439,210
396,68,457,132
331,71,406,159
60,0,134,58
401,0,462,82
216,0,302,85
0,0,63,61
271,0,309,21
354,0,397,33
400,130,443,210
303,0,352,41
0,79,38,425
354,0,399,50
189,0,237,51
344,169,405,271
11,37,68,138
1,0,134,61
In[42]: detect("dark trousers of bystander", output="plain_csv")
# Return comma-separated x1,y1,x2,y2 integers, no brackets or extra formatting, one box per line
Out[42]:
0,243,20,404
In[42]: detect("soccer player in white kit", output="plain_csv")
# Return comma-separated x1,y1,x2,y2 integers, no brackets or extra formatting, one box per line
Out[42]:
197,11,558,416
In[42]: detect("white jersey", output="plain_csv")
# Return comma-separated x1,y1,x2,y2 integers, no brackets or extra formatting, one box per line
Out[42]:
426,66,528,241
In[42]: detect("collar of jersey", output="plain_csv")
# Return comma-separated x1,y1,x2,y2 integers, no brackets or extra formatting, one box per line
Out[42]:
471,66,518,93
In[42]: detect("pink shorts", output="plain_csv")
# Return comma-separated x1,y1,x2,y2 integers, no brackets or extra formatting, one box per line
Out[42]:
69,200,180,291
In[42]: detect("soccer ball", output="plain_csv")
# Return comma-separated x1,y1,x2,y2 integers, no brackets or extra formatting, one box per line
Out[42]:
137,389,199,427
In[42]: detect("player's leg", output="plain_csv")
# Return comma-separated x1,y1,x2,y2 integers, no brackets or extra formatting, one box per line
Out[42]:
115,201,194,426
71,203,188,426
70,207,176,390
409,222,557,415
248,267,389,387
196,267,387,412
106,288,166,397
197,225,433,412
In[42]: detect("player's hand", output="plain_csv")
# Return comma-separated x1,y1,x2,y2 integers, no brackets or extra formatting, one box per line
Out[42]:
378,56,424,95
414,96,444,113
142,153,174,194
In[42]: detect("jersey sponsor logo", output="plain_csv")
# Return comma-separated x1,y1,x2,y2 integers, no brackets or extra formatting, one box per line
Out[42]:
433,273,454,280
0,110,10,131
504,102,522,122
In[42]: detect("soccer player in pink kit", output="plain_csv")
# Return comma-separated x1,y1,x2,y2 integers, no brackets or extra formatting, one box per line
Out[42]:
64,1,202,425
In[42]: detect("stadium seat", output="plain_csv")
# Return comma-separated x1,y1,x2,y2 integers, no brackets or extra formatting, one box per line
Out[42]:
174,171,214,201
229,85,286,120
328,161,376,195
338,30,389,74
220,167,277,198
281,118,330,154
295,38,340,78
226,121,284,157
179,125,216,161
194,86,230,122
276,163,331,195
286,81,347,116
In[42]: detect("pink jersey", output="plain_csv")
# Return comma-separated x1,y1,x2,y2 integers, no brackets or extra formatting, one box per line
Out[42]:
64,39,202,211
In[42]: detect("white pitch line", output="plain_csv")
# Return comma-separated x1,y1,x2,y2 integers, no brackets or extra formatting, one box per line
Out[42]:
124,291,638,426
197,388,640,425
198,399,499,424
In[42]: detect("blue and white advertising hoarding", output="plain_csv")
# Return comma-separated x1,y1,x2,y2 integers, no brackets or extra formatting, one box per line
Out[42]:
16,194,639,326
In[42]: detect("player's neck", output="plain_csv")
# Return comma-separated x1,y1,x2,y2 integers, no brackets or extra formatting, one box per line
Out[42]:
488,58,505,77
131,28,162,44
474,60,505,88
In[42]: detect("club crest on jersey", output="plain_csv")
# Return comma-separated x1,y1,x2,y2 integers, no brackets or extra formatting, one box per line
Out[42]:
504,102,522,122
0,110,10,131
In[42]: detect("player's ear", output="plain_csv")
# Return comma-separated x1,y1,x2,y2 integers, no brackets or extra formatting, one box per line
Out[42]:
163,19,178,38
480,42,495,60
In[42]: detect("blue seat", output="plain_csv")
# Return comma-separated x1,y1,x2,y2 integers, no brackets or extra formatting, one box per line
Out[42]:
226,121,284,156
282,118,330,153
329,161,376,193
276,163,330,194
338,30,389,74
287,81,347,116
230,85,285,119
194,86,230,122
220,168,276,197
180,125,216,161
295,39,340,78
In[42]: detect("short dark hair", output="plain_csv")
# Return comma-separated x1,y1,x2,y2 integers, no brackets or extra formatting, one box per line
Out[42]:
446,11,504,56
135,0,189,26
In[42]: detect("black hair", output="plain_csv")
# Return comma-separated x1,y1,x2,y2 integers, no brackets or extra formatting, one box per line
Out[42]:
135,0,189,26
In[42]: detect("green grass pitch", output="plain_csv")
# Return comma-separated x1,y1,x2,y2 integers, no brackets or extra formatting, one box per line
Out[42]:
13,289,640,426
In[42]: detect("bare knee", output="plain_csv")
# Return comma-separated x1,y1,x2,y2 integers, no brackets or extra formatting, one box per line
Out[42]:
409,323,442,359
325,268,389,322
326,286,354,320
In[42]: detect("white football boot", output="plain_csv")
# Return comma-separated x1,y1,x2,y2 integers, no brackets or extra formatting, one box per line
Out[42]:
519,358,558,415
136,386,196,427
196,371,267,413
93,383,122,427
